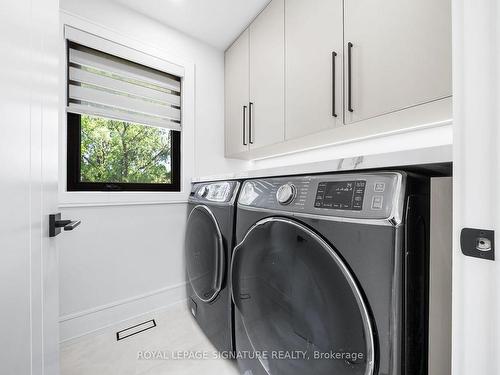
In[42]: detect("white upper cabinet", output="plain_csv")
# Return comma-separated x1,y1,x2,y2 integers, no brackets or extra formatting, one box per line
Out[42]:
224,0,452,159
225,29,250,156
344,0,452,123
248,0,285,149
285,0,343,140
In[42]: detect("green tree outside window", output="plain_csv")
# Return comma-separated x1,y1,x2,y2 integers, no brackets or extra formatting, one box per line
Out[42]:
80,115,172,184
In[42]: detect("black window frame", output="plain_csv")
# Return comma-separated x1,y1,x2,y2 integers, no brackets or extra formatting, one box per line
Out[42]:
67,112,181,192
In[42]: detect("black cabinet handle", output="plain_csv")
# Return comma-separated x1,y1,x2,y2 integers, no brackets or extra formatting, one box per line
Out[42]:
249,102,254,144
243,105,248,146
49,213,81,237
347,42,354,113
332,51,338,117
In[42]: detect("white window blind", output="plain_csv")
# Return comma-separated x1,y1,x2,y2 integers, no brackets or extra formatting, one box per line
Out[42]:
67,43,182,131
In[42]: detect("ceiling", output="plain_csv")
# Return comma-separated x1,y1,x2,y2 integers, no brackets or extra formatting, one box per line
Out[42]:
112,0,271,50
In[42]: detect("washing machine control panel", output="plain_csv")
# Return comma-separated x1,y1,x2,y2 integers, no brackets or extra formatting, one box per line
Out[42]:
314,180,366,210
238,172,405,221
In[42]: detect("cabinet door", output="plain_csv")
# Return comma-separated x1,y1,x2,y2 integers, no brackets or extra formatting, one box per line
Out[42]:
285,0,343,140
225,29,249,156
249,0,285,149
344,0,452,124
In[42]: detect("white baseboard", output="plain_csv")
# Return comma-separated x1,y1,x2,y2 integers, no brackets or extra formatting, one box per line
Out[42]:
59,282,187,342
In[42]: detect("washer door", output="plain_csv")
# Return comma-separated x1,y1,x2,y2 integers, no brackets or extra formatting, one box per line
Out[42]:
186,205,225,303
231,217,375,375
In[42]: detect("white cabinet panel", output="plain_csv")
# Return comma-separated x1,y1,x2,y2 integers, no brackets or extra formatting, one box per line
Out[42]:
248,0,285,149
285,0,343,140
225,29,249,156
344,0,452,124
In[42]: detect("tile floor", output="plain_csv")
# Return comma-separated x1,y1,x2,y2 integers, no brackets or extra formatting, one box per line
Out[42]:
60,302,240,375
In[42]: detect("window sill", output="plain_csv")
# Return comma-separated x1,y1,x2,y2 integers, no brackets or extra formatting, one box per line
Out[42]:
58,191,189,208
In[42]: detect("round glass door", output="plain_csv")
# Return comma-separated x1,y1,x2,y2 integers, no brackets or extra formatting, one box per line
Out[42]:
231,217,375,375
186,205,224,303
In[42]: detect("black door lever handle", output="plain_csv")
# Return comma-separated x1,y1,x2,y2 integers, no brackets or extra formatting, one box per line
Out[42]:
56,219,81,231
49,213,82,237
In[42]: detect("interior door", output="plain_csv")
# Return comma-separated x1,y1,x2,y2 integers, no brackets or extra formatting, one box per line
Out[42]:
231,217,375,375
0,0,60,373
225,29,250,156
285,0,343,140
248,0,285,149
185,206,225,303
344,0,452,124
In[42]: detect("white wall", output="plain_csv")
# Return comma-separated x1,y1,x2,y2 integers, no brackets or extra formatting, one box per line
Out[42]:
58,0,246,341
58,204,188,340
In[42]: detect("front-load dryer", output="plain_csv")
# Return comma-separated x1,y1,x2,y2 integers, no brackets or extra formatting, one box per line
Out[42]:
231,172,432,375
185,180,240,353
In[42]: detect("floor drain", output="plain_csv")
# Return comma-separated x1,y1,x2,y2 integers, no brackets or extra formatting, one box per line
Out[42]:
116,319,156,341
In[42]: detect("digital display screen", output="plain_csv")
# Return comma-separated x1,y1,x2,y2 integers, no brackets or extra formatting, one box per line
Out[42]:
315,180,366,210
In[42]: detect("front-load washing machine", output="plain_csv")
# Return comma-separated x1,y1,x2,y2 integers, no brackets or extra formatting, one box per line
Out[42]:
185,180,240,353
231,171,433,375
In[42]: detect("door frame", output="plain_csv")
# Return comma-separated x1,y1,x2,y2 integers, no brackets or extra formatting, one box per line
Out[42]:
452,0,500,373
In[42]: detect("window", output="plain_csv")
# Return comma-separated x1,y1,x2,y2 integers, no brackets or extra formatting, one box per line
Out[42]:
66,42,181,192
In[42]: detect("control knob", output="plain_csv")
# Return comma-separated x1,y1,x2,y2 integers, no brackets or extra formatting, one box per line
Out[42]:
276,184,297,205
198,185,209,198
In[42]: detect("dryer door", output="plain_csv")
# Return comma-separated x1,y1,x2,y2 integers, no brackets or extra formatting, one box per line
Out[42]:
231,217,375,375
186,205,225,303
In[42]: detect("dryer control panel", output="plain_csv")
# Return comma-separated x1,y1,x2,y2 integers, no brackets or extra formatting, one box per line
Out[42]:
189,181,239,205
238,172,405,221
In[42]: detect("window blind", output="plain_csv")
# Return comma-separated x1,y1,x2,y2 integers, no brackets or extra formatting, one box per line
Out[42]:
67,43,182,131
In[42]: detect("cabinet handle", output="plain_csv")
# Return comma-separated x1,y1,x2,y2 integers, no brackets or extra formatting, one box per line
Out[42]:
332,51,338,117
347,42,354,112
249,102,254,144
242,105,248,146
